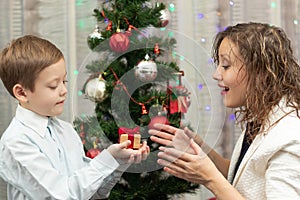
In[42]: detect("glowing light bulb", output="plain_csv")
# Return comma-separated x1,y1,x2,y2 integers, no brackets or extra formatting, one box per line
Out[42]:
169,3,175,12
271,2,276,8
198,84,203,90
198,13,204,19
294,19,298,25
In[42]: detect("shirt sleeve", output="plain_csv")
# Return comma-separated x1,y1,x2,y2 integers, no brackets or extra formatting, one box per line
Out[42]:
0,134,123,200
265,142,300,199
91,159,130,199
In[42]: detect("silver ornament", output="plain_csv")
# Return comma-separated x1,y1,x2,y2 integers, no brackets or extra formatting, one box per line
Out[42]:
159,9,170,27
85,76,107,102
135,55,157,82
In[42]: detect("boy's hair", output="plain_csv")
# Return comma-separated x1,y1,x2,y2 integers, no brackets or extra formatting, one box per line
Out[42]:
0,35,64,97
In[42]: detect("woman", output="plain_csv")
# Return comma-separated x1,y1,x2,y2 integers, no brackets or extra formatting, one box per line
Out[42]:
149,22,300,199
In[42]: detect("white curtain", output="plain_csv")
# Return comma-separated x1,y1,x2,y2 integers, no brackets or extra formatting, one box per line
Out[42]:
0,0,97,199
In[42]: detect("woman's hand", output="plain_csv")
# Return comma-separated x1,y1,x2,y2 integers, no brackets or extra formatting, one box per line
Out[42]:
148,123,200,154
157,138,220,185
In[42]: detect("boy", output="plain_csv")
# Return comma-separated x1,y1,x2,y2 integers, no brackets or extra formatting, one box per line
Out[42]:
0,35,149,200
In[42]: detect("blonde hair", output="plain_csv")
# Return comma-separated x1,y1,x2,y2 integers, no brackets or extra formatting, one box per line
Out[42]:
0,35,64,97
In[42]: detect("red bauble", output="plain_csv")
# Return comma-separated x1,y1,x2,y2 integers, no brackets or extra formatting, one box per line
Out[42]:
148,115,169,130
86,148,101,159
109,32,130,53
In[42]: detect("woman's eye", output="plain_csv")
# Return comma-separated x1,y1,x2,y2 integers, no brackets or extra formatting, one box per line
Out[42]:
222,65,230,70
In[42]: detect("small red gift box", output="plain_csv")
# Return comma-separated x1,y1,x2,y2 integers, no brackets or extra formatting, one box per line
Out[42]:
118,127,141,149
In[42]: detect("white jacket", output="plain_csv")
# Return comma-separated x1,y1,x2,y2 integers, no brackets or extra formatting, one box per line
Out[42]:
227,100,300,199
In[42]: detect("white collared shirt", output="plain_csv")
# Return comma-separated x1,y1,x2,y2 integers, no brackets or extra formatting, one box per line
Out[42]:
0,104,125,200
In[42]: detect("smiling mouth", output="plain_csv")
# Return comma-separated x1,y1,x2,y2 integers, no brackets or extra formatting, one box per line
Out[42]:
224,87,229,91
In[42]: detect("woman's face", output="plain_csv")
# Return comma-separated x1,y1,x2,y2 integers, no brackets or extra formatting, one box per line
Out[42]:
213,37,248,108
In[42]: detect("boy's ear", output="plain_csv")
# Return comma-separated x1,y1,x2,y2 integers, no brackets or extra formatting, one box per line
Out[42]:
13,84,28,103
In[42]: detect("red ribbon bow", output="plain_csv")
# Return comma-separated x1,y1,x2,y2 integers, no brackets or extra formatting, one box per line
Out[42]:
118,126,140,135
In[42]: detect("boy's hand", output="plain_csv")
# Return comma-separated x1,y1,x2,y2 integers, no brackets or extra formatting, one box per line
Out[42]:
108,140,150,164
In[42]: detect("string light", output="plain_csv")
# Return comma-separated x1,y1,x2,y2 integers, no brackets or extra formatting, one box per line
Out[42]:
229,1,234,6
78,91,83,96
172,51,177,58
168,31,174,37
229,114,235,121
169,3,175,12
205,105,211,111
208,58,214,63
294,19,298,25
198,84,203,90
198,13,204,19
78,20,85,29
271,2,276,8
76,0,83,6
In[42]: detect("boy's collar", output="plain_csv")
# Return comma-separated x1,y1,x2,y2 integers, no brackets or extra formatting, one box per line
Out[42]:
16,104,50,138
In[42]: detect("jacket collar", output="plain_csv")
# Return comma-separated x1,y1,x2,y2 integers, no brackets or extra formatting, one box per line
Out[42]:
231,98,296,186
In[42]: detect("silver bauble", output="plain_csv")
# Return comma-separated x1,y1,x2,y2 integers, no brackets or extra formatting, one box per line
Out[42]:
85,76,107,102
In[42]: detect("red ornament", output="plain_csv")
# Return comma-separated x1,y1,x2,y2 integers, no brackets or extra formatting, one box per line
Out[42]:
109,32,130,53
86,148,101,159
148,115,169,130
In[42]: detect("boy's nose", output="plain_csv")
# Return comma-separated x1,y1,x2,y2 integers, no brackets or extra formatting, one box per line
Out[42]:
60,84,68,96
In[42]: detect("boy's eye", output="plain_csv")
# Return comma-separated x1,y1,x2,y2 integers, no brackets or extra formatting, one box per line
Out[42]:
49,86,57,90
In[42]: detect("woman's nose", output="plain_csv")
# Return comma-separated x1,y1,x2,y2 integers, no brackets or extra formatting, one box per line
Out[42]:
212,66,222,81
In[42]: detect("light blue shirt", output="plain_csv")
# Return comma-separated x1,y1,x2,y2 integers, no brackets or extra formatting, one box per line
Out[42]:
0,105,127,200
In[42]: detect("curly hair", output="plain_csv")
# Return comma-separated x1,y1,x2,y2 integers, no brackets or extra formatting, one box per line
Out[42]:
212,22,300,137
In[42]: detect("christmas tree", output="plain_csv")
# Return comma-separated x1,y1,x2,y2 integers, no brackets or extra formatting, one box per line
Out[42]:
74,0,199,199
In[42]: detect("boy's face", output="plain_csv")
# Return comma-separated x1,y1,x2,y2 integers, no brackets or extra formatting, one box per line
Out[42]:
21,58,67,117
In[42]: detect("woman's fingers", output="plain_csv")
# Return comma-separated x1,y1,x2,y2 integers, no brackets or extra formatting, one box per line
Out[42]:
157,149,190,179
148,125,175,146
153,123,179,134
158,147,191,163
